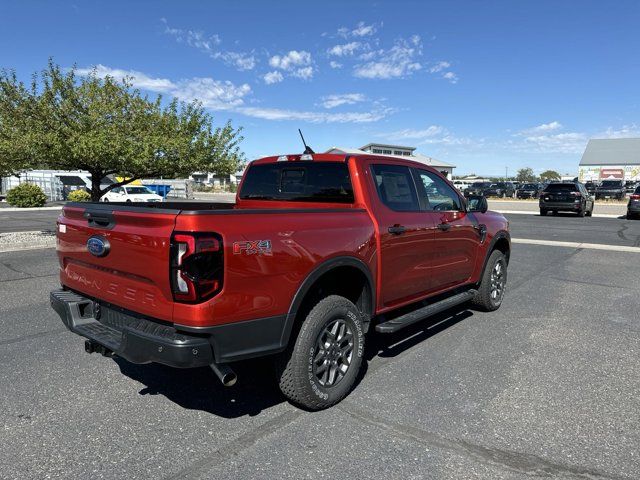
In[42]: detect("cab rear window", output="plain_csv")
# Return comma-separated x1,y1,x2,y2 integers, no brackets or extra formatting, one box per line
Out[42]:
240,162,354,203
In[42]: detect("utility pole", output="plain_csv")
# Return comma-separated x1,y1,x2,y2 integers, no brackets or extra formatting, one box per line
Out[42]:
505,166,508,182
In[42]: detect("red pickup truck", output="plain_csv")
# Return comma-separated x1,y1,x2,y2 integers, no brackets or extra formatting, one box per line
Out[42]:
51,153,510,410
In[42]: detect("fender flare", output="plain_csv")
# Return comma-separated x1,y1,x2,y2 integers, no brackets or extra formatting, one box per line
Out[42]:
479,230,511,280
280,256,376,347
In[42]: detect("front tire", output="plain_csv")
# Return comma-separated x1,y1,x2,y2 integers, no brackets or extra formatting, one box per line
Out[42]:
472,250,508,312
540,208,548,216
276,295,365,410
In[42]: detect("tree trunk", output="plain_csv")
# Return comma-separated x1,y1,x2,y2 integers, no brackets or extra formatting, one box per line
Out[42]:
90,171,103,202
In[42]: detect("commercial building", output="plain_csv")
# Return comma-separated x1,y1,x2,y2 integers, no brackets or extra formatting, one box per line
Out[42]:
325,143,455,179
578,138,640,182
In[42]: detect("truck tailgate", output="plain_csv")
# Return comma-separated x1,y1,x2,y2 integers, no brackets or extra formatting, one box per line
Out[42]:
57,204,178,322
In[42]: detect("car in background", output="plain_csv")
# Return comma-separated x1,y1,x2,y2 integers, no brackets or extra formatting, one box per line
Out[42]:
483,182,516,198
101,185,164,203
464,181,492,197
539,182,594,217
516,183,542,199
625,181,639,194
628,185,640,219
584,181,599,195
595,180,626,200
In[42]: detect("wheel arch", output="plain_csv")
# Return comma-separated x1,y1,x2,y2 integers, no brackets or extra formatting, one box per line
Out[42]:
280,256,376,348
479,230,511,280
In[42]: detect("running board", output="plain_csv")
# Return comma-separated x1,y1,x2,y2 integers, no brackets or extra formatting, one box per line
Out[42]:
375,289,477,333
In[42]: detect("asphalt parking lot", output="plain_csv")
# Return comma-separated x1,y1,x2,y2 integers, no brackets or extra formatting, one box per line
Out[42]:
1,213,639,479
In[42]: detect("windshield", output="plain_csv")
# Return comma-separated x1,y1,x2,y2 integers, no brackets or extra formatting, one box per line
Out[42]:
601,180,622,187
239,162,354,203
522,183,537,189
125,186,153,194
471,182,489,187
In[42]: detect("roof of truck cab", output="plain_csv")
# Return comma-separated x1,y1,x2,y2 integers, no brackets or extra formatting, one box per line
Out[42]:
249,153,444,170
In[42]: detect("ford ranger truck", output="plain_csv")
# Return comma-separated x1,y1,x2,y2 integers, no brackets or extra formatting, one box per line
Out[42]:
51,153,510,410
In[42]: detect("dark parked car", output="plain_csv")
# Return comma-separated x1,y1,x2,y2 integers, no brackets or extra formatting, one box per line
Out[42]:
627,185,640,219
625,181,639,194
584,181,599,195
464,181,492,197
483,182,515,198
540,182,594,217
595,180,626,200
516,183,542,199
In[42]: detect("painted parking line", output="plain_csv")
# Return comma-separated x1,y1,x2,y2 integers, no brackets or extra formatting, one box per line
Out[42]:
512,238,640,253
497,209,622,219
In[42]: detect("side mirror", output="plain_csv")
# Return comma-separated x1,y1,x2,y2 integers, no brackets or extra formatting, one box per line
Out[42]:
467,195,488,213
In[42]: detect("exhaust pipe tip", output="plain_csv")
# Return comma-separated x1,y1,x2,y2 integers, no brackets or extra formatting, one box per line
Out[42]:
210,363,237,387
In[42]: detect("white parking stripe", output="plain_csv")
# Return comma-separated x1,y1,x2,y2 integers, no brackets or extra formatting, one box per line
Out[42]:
512,238,640,253
497,210,622,219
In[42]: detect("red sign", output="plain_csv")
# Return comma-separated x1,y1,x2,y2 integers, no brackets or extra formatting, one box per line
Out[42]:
600,168,624,179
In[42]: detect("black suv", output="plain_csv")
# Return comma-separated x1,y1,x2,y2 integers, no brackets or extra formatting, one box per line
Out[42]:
595,180,626,200
625,181,639,194
584,181,599,195
516,183,542,199
483,182,515,198
628,185,640,219
540,182,594,217
464,182,492,197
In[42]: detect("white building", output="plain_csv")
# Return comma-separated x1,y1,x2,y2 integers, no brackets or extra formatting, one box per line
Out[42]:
578,138,640,182
325,143,456,179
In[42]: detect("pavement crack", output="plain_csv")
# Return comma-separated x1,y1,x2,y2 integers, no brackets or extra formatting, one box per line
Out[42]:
338,402,627,480
0,273,57,284
163,409,303,480
0,328,68,347
1,261,35,278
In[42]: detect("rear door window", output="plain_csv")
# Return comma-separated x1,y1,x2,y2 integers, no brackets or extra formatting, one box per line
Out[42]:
240,162,354,203
370,164,420,211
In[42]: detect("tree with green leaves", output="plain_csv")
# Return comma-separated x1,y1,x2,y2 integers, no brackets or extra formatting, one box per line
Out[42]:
0,60,244,200
539,170,561,181
516,167,537,182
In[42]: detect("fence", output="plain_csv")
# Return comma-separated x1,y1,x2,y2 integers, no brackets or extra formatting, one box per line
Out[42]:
1,173,65,201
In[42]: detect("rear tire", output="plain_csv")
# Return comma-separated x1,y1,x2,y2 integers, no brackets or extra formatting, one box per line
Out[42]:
577,206,585,217
276,295,365,410
471,250,507,312
586,205,593,217
540,208,548,216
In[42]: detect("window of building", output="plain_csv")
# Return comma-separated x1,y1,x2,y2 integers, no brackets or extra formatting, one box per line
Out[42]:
382,149,392,154
372,148,383,154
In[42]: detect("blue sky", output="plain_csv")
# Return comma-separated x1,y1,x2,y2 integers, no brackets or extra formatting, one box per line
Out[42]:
1,0,639,175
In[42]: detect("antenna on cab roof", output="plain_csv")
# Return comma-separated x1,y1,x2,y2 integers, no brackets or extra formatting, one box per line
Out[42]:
298,129,315,154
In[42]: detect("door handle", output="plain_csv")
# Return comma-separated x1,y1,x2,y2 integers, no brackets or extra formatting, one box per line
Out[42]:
388,225,406,235
437,222,451,231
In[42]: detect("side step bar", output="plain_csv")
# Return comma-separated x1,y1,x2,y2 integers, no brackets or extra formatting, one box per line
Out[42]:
375,289,477,333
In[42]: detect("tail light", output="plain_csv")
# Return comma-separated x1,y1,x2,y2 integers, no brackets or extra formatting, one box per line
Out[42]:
631,194,640,200
170,233,223,303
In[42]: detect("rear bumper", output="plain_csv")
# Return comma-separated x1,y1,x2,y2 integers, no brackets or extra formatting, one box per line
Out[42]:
539,201,582,211
50,289,288,366
628,202,640,213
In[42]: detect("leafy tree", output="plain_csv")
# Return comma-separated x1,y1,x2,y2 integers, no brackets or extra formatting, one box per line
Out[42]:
516,167,537,182
539,170,561,181
0,60,244,200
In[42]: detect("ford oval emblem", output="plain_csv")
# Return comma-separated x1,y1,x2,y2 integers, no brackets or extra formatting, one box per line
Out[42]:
87,235,110,257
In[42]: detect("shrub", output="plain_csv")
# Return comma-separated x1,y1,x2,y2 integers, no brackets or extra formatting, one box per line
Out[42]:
6,183,48,207
67,189,91,202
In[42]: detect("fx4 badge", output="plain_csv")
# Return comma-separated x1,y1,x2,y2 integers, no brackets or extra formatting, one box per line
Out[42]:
233,240,272,256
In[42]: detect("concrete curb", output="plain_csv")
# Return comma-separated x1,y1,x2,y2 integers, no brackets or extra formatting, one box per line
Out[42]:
0,206,63,212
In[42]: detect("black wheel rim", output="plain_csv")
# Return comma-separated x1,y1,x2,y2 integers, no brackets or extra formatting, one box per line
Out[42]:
312,318,354,387
490,259,506,304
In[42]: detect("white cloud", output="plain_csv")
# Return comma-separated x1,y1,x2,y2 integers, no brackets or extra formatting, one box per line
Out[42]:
429,61,450,73
236,107,390,123
338,21,378,38
600,124,640,138
526,121,563,133
292,66,314,80
77,65,388,124
162,19,256,71
321,93,366,109
384,125,445,140
263,71,284,85
353,37,422,79
268,50,312,70
442,71,458,84
327,42,361,57
77,65,251,110
514,122,586,154
329,61,343,69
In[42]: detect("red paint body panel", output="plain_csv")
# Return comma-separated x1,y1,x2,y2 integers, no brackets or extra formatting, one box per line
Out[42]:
56,153,509,329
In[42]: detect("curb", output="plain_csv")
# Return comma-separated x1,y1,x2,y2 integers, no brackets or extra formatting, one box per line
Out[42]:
0,206,63,212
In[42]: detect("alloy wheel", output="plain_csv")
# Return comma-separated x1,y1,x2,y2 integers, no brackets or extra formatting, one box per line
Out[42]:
312,318,354,387
490,260,506,304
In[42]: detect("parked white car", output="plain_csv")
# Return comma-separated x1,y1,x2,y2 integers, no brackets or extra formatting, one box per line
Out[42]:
101,185,164,203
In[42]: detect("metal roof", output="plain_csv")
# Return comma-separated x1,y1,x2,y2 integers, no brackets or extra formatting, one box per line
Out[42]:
359,143,416,152
325,146,456,168
579,138,640,166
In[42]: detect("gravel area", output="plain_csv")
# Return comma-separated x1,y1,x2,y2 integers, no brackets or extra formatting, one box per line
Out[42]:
0,231,56,253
